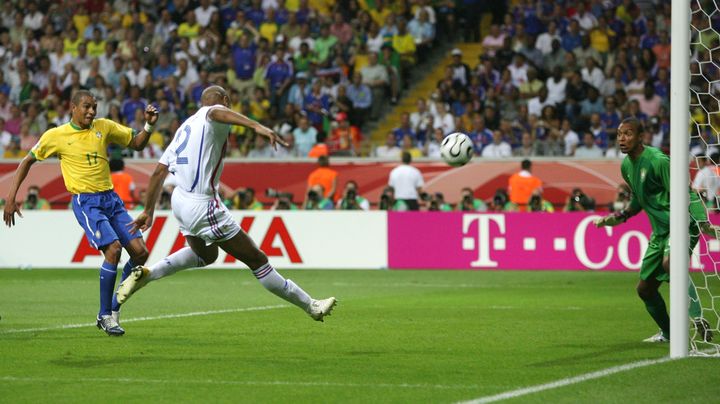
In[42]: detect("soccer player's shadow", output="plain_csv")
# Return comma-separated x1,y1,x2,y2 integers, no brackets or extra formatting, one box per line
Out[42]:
527,342,654,368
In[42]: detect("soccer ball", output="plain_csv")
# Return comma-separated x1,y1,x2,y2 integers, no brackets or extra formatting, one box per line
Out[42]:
440,132,474,167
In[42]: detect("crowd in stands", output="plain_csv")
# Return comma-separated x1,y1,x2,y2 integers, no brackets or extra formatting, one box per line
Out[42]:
379,0,716,160
0,0,459,159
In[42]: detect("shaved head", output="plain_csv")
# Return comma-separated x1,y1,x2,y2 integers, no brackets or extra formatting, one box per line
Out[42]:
201,85,229,106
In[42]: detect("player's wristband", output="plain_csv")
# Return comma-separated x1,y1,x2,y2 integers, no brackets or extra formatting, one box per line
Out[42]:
614,209,630,223
144,122,154,133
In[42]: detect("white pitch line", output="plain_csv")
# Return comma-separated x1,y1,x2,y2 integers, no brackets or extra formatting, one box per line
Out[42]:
0,376,481,391
458,357,673,404
0,305,288,335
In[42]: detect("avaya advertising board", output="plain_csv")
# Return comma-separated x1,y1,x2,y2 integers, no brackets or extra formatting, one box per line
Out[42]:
0,211,387,269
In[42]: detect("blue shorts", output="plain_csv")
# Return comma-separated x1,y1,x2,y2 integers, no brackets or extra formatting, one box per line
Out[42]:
71,190,142,250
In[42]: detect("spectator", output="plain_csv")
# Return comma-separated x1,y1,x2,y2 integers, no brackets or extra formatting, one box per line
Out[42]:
3,137,26,159
581,58,605,91
121,86,147,122
375,132,401,158
272,132,299,158
392,112,416,145
408,10,435,63
399,133,423,159
536,21,560,56
361,52,389,119
527,86,553,117
432,102,455,135
126,58,151,89
481,24,505,57
574,132,605,158
247,135,274,158
330,12,353,46
388,151,424,210
314,24,338,66
336,180,370,211
424,128,445,158
22,185,51,211
508,159,543,210
329,113,361,156
448,48,471,87
561,20,582,53
513,132,539,158
347,73,372,127
457,187,488,211
634,83,662,117
481,131,512,158
589,113,609,149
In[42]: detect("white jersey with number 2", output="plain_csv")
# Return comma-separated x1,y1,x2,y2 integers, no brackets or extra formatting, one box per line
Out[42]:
160,105,230,197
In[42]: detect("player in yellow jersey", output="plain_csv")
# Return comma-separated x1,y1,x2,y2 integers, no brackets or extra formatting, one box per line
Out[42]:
3,90,158,336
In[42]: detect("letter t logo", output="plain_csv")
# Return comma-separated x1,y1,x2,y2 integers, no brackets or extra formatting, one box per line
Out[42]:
462,214,506,268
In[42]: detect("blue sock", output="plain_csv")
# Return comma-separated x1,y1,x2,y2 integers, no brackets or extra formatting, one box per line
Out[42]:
111,260,134,312
99,261,118,317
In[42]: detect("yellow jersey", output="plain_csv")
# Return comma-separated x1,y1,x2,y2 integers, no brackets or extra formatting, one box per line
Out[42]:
30,119,134,194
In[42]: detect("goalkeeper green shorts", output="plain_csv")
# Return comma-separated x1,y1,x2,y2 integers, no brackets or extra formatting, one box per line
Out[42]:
641,224,701,282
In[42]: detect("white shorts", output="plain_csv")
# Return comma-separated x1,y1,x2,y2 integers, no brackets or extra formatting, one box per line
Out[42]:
171,188,241,245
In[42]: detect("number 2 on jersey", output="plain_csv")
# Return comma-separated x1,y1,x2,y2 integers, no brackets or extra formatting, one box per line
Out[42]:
175,125,191,164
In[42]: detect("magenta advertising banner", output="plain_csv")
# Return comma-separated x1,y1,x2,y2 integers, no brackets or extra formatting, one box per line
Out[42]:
388,212,719,271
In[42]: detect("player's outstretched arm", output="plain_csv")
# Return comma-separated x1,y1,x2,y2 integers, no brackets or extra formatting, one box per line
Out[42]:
594,207,640,228
128,105,159,151
3,154,37,227
208,106,288,150
128,163,169,233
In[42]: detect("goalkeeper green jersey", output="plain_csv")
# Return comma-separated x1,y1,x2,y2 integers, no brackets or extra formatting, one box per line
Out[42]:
621,146,705,238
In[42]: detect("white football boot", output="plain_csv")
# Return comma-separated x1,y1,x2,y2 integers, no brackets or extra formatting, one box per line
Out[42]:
116,266,151,304
307,297,337,322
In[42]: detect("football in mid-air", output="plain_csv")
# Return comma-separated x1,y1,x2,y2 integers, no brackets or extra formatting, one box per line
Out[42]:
440,132,474,167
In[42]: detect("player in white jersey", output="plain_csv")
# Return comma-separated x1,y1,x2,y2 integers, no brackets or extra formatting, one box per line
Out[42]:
117,86,336,322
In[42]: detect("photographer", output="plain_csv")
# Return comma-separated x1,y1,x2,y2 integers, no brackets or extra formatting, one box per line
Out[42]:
456,187,488,211
564,187,596,212
233,187,264,210
22,185,50,210
609,183,632,212
489,188,518,212
378,186,408,211
527,189,555,213
266,188,298,210
428,192,452,211
303,184,334,210
337,180,370,211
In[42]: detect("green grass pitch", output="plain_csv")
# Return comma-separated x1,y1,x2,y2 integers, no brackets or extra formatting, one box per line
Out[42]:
1,268,718,403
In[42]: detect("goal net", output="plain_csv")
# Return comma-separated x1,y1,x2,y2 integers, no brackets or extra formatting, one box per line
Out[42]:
688,0,720,356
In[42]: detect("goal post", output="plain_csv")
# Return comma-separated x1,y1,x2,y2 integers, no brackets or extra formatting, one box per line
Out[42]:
669,0,690,359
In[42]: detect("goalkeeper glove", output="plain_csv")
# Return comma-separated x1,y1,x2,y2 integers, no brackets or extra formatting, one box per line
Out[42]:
594,210,629,227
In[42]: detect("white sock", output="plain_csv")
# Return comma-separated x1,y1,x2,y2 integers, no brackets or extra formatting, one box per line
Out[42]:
252,263,312,310
149,247,207,281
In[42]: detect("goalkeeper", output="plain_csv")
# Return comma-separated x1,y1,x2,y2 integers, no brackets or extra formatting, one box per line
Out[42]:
594,118,713,343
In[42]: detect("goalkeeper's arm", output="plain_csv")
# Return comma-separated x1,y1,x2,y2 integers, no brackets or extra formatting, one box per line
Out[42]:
594,206,640,227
